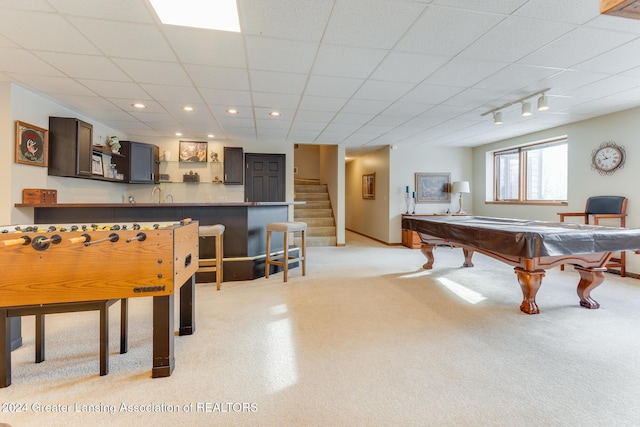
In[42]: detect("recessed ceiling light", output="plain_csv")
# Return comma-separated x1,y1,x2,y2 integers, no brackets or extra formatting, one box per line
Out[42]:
182,106,194,112
175,132,182,136
269,111,281,117
132,103,146,109
207,134,215,138
149,0,240,32
226,109,238,114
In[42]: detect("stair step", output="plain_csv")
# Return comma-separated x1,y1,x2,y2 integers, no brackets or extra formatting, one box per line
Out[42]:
306,226,336,237
294,209,333,218
296,235,336,247
295,201,331,209
294,184,327,193
295,217,334,227
296,193,329,201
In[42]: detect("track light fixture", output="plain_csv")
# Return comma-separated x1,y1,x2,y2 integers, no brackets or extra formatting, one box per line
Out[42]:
481,88,550,125
537,93,549,111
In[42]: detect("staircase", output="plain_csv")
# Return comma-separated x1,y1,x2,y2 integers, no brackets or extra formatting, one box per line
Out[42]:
294,179,337,246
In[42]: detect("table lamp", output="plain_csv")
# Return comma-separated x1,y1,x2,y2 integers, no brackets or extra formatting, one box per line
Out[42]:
451,181,470,214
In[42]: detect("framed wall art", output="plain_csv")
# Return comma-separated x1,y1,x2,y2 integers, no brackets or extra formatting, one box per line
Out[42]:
362,172,375,200
15,120,48,167
179,141,208,162
415,172,450,203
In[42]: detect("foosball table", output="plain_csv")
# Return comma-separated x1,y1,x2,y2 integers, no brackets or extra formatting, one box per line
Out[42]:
0,218,199,387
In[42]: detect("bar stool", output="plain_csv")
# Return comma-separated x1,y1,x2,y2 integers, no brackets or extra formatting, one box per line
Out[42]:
265,221,307,282
198,224,225,290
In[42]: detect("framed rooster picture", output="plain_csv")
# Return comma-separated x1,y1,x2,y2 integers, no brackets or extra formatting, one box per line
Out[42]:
15,120,48,167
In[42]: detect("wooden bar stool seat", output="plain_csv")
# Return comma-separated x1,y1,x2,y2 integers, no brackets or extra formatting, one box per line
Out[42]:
265,221,307,282
198,224,225,290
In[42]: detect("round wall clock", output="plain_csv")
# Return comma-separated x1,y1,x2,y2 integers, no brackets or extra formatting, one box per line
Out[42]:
591,141,626,175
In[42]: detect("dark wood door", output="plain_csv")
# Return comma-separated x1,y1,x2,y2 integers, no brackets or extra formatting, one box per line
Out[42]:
245,153,285,202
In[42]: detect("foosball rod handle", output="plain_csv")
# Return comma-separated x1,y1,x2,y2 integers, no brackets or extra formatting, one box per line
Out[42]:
68,234,91,244
0,235,32,247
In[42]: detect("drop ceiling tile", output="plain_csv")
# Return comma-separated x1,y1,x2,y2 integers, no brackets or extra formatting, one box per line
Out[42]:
396,5,504,56
401,84,464,104
245,36,317,74
254,107,295,121
0,11,98,54
518,27,636,69
514,0,599,24
252,92,301,109
70,18,176,61
78,79,149,99
424,57,508,87
199,88,253,107
0,48,64,76
371,52,451,84
294,110,336,122
564,75,640,99
475,64,562,92
298,96,348,112
323,0,427,49
35,52,131,81
341,98,392,115
240,0,333,42
112,58,191,86
290,121,327,131
353,80,415,102
431,0,527,14
382,101,433,118
331,112,376,125
586,14,640,35
459,16,575,63
250,70,307,94
10,75,94,96
184,64,249,91
139,84,202,103
162,26,246,67
304,75,365,98
531,69,607,95
48,0,154,22
312,44,387,79
574,38,640,74
107,99,164,114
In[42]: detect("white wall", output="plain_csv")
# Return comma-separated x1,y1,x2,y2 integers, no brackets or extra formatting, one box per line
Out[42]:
471,106,640,273
389,144,473,243
319,144,345,246
0,83,12,224
294,144,320,180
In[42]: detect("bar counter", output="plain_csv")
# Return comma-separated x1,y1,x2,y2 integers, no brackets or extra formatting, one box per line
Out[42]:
15,202,303,281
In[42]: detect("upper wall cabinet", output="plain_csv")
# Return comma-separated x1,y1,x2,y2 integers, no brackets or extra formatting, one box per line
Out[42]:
48,117,94,177
224,146,243,185
113,141,159,184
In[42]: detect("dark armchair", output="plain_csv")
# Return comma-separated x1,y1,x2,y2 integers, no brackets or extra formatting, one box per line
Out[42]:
558,196,628,277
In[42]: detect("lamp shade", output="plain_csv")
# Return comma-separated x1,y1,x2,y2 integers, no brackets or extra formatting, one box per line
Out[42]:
452,181,470,194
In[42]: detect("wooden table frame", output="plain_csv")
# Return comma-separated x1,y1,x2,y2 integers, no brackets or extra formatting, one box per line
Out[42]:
418,233,613,315
0,275,194,388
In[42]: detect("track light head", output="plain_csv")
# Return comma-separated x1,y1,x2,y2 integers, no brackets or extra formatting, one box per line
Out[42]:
537,94,549,111
521,102,532,116
493,111,503,125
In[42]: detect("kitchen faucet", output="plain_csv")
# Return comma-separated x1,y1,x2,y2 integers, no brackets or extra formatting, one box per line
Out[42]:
151,186,162,203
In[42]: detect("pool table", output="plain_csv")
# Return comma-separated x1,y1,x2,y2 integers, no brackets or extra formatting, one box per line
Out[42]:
402,215,640,314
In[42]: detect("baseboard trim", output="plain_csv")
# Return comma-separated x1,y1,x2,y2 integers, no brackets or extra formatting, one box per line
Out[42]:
345,228,401,246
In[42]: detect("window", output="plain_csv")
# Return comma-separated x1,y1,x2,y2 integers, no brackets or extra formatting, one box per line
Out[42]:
494,137,567,203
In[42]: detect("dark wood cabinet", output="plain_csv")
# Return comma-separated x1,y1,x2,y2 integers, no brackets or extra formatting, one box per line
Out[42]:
48,117,93,177
113,141,159,184
223,146,243,185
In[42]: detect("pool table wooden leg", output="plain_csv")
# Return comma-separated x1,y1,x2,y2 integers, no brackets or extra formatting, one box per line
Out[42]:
514,268,545,314
420,244,436,269
574,266,606,309
462,248,474,267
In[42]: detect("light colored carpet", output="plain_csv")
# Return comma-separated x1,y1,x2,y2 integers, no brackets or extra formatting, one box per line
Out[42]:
2,231,640,426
